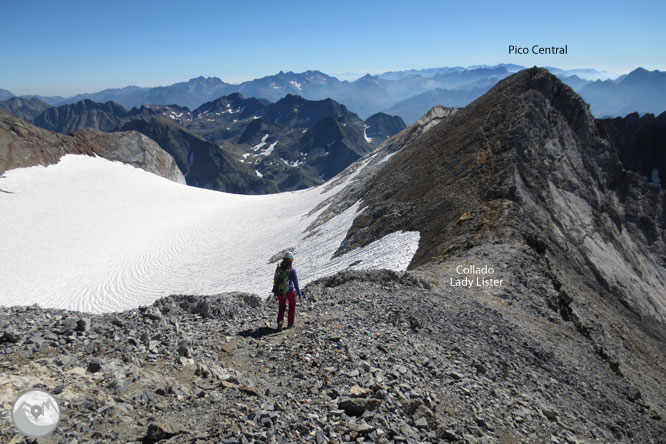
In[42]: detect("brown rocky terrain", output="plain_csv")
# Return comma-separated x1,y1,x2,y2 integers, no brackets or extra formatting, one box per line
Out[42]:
0,111,184,183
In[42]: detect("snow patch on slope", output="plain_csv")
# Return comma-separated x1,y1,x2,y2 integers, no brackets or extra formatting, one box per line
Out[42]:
363,124,373,143
252,134,269,151
0,155,420,313
260,141,278,157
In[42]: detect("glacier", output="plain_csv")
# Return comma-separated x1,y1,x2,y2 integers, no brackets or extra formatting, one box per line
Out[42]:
0,154,419,313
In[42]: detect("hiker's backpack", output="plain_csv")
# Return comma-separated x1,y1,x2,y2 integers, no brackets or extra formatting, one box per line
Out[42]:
272,266,291,294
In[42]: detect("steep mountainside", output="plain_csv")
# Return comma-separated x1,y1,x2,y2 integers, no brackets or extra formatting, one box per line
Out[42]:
600,111,666,188
317,68,666,426
0,111,183,182
119,118,276,194
0,96,51,120
34,99,128,133
1,70,665,443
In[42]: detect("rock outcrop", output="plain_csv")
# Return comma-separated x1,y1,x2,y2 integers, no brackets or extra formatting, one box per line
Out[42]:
119,117,276,194
599,110,666,188
0,111,184,183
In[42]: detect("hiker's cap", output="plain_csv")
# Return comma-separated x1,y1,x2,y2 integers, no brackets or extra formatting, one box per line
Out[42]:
283,251,294,259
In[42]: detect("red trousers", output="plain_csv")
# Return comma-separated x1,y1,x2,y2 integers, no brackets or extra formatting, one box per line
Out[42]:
276,291,297,324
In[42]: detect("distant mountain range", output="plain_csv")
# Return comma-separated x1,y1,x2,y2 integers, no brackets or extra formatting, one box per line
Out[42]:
0,96,51,121
3,65,665,124
387,86,491,124
19,93,404,192
578,67,666,117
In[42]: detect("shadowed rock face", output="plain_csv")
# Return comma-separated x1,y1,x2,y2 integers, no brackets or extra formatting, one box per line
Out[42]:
599,110,666,188
364,112,406,141
119,118,277,194
0,111,184,183
33,99,128,134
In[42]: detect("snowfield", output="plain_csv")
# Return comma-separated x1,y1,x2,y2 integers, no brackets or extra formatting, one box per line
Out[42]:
0,155,419,313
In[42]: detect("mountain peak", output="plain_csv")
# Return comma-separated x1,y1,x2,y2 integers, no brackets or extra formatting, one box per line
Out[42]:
481,67,594,132
0,89,15,101
622,67,666,85
228,92,245,100
339,67,609,268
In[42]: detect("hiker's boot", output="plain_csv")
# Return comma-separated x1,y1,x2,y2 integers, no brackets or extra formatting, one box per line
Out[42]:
277,321,283,331
286,322,294,329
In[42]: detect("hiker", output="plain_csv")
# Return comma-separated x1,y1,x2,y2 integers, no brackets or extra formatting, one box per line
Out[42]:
273,251,302,330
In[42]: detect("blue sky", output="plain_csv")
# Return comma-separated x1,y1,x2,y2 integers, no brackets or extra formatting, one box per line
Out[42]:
2,0,665,96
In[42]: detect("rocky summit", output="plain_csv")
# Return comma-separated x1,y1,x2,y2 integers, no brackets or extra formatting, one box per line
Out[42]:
1,68,665,443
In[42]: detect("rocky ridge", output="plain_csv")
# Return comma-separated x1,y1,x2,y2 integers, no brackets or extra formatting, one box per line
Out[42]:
0,111,184,183
331,67,666,430
2,269,664,443
34,100,129,134
0,97,51,121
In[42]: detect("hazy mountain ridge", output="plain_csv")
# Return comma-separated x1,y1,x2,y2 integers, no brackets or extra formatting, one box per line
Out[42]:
0,96,51,121
0,89,14,101
578,67,666,117
387,87,489,124
10,65,655,123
